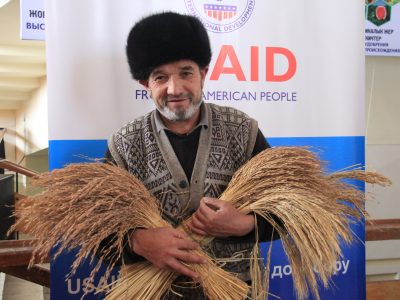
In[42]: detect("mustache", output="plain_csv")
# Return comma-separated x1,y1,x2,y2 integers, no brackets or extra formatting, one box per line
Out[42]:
163,94,193,102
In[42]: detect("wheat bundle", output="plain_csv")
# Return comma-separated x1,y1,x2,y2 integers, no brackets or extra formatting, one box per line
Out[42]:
11,162,248,300
104,146,391,300
106,254,249,300
12,163,168,282
217,147,390,300
12,147,390,300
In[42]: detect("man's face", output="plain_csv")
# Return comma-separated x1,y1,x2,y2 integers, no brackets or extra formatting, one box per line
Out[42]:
140,60,207,122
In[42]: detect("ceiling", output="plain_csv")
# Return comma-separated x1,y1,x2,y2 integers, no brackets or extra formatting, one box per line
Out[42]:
0,0,46,110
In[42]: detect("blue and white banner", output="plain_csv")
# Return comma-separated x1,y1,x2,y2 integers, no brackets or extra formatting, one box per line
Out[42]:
45,1,365,299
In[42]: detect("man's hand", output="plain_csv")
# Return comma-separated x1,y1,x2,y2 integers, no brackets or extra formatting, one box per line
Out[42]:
187,197,255,238
130,227,206,279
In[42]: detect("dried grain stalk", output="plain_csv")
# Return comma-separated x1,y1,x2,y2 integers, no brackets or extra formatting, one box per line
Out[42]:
217,147,391,300
105,248,249,300
11,163,168,283
11,162,248,300
11,147,391,300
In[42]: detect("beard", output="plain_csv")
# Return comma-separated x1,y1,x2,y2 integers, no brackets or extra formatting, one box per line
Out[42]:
157,94,202,122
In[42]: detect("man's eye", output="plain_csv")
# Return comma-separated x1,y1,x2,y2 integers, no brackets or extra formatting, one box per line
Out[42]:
154,76,166,82
182,71,193,77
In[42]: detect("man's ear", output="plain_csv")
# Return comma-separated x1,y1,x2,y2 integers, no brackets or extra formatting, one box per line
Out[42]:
200,66,209,86
139,79,149,88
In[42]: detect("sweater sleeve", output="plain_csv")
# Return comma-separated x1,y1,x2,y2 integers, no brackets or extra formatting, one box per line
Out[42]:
225,128,282,243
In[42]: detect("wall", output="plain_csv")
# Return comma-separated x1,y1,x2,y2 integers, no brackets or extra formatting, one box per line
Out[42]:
15,77,48,163
365,55,400,281
0,110,16,163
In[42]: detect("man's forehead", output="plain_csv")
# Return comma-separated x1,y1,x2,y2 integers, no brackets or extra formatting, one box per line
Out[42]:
150,60,199,75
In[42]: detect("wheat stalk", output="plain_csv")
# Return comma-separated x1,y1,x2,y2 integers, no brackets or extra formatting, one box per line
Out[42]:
11,147,391,300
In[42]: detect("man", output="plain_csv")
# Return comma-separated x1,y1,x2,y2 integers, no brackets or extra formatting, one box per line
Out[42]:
106,12,278,299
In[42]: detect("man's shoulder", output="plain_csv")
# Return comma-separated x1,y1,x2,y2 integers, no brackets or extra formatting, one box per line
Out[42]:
207,103,253,123
115,111,153,136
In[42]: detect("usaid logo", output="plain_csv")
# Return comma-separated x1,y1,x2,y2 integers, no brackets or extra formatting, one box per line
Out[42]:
185,0,255,33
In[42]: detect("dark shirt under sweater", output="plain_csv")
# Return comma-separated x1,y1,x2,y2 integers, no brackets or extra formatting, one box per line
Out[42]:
165,127,269,181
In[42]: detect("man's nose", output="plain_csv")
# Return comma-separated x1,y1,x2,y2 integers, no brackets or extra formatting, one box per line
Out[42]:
167,77,183,96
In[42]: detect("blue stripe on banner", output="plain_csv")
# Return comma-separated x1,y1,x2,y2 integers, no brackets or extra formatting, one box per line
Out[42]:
49,139,108,170
48,136,365,300
268,136,365,172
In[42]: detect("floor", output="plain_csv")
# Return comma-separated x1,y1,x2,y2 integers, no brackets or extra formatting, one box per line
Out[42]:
0,274,49,300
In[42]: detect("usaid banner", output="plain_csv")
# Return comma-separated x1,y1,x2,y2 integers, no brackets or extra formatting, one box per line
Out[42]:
46,0,365,299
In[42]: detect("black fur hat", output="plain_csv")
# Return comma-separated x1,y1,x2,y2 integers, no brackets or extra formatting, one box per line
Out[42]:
126,12,212,80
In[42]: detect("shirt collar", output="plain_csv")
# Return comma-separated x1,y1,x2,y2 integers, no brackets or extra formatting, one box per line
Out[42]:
153,102,209,134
